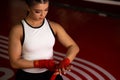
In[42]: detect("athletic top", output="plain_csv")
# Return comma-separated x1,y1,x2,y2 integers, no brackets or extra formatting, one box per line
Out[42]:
21,18,55,73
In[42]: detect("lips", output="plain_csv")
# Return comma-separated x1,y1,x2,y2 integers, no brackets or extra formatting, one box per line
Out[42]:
39,17,44,20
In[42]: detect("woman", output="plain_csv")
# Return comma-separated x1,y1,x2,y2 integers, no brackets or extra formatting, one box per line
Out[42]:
8,0,79,80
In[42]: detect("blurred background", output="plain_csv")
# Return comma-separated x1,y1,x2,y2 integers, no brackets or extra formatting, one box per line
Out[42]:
0,0,120,80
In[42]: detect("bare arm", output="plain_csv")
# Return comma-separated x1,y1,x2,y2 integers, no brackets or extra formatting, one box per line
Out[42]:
8,24,34,69
50,21,80,62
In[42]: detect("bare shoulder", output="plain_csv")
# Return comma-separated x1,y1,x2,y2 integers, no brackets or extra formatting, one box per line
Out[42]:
9,22,23,39
49,20,62,28
48,20,65,34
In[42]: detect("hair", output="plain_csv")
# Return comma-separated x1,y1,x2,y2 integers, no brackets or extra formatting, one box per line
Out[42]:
25,0,49,7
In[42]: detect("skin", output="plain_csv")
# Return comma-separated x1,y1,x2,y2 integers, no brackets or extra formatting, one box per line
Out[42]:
9,2,79,74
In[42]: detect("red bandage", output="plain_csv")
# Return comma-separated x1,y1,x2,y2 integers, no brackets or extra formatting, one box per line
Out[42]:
50,58,70,80
58,58,70,69
50,73,57,80
34,59,55,71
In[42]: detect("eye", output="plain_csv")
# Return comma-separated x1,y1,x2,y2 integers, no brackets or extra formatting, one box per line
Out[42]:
35,11,41,13
45,8,48,11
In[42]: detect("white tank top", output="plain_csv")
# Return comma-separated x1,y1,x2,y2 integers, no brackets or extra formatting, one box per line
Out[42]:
21,18,55,73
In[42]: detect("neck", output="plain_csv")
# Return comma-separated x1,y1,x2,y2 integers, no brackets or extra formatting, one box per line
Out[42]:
25,16,44,27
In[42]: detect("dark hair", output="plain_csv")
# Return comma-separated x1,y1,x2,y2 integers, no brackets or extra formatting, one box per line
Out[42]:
25,0,49,7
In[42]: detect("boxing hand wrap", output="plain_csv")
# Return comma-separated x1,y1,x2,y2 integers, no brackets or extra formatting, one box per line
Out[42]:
50,73,57,80
34,59,55,71
50,58,70,80
58,57,70,69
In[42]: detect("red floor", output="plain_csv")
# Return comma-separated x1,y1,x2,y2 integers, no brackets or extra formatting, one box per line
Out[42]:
0,0,120,80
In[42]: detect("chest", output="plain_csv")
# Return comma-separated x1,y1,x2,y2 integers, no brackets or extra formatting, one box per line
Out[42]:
23,22,55,51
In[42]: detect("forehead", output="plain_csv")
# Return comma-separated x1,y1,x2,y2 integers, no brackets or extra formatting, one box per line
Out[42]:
31,2,49,10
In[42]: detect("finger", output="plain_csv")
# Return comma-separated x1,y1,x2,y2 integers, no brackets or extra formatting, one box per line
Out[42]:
58,68,66,75
66,65,73,71
61,68,67,74
58,68,62,75
54,71,59,75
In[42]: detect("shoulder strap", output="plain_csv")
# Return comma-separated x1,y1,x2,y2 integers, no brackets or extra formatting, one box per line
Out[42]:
20,20,25,45
46,19,56,38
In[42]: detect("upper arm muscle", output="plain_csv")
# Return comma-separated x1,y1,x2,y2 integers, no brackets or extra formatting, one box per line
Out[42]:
8,25,23,63
49,21,76,48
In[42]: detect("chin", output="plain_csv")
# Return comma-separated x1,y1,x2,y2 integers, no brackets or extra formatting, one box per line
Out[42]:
38,18,44,20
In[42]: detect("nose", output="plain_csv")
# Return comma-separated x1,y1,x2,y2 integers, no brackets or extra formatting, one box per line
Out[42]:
40,11,45,18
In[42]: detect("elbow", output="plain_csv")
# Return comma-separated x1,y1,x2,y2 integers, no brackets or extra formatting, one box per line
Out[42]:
10,61,19,69
68,44,80,54
10,63,17,69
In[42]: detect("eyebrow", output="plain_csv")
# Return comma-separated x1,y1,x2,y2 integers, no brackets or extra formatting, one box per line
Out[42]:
34,7,48,11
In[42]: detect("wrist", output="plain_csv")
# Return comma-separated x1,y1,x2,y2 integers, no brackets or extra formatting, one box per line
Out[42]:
34,60,40,68
59,57,70,68
33,59,56,70
63,57,70,64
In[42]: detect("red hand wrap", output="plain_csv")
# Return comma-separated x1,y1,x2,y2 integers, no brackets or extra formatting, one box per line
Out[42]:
34,59,55,71
50,73,57,80
50,58,70,80
58,58,70,68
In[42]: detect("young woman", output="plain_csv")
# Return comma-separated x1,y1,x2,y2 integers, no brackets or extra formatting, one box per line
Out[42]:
8,0,79,80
